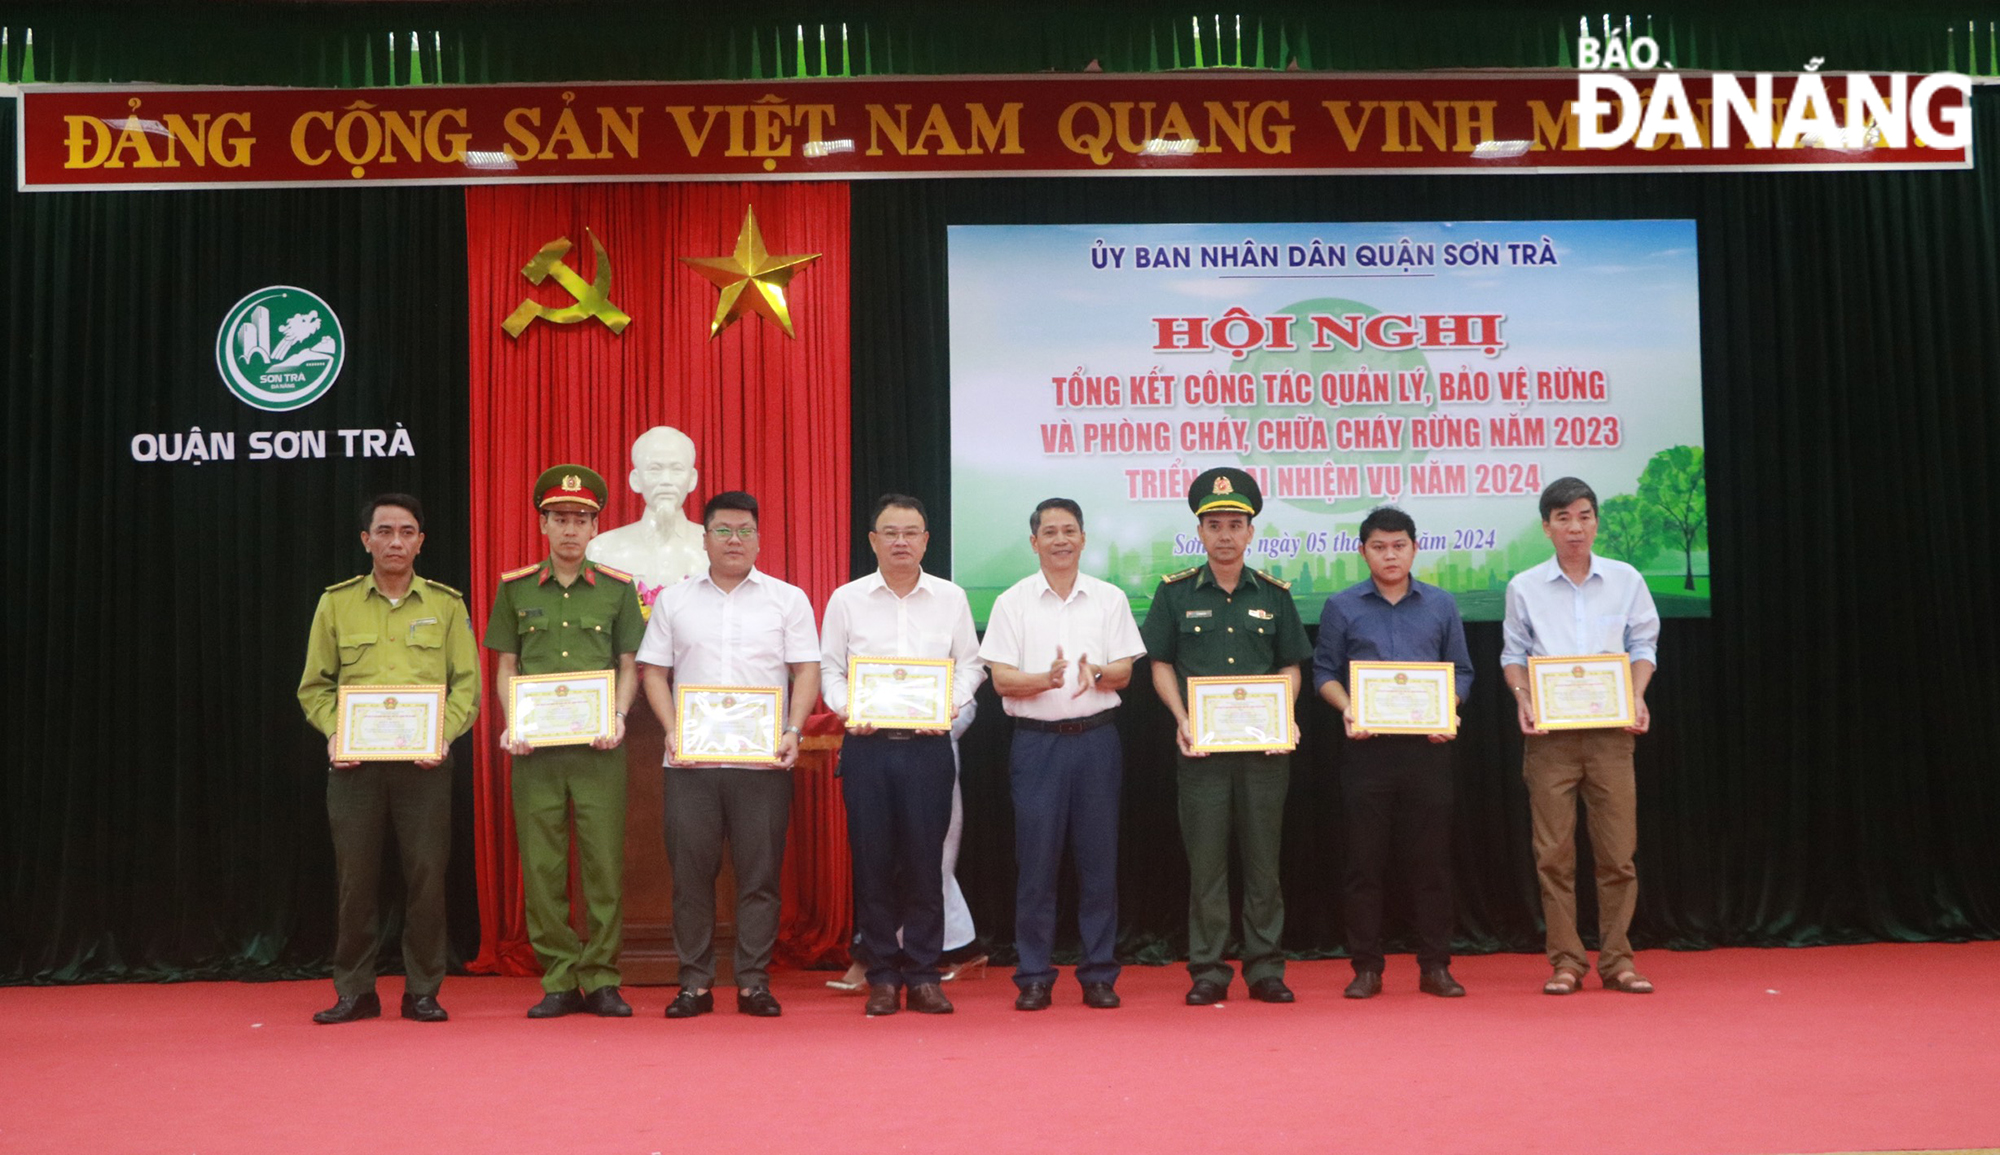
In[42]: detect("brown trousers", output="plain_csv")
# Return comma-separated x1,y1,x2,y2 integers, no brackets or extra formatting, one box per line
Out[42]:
1523,729,1638,978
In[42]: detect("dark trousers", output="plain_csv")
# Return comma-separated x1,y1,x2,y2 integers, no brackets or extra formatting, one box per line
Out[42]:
1340,736,1454,974
1177,751,1290,985
1010,724,1123,989
663,765,792,990
841,732,953,987
326,760,451,997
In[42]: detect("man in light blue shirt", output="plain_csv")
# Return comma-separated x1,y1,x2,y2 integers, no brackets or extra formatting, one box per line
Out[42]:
1501,477,1661,996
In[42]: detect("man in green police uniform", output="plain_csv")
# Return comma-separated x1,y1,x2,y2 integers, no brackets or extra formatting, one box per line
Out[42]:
299,493,481,1025
1142,467,1311,1006
486,466,646,1018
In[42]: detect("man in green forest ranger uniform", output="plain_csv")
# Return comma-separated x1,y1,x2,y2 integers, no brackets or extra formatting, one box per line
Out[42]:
299,493,480,1025
486,465,645,1018
1141,467,1311,1007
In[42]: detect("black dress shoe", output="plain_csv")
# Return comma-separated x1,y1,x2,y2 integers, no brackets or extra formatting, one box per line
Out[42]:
1419,967,1466,998
736,987,783,1017
664,988,713,1019
1344,971,1383,999
584,986,633,1017
312,992,381,1024
527,989,586,1019
401,993,449,1022
1015,981,1054,1011
1081,982,1121,1009
864,983,900,1016
906,983,954,1014
1247,977,1296,1004
1185,978,1228,1005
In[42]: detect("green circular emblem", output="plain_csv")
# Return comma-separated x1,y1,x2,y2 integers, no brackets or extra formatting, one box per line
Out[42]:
215,285,346,412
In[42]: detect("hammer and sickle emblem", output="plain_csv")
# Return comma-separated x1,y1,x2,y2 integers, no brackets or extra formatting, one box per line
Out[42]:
502,227,633,338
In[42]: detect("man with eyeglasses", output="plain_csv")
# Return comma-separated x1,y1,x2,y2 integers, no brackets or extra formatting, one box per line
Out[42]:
819,494,985,1016
638,491,820,1018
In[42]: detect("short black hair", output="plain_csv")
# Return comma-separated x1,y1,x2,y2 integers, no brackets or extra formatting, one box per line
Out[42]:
361,493,425,532
872,493,927,530
1539,476,1599,521
1030,497,1085,534
703,490,760,526
1358,506,1416,543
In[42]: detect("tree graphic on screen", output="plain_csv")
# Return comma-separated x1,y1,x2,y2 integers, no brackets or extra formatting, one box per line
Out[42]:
1638,445,1706,590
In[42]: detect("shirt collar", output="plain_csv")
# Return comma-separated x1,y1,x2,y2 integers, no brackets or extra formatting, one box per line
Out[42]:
364,573,429,601
1360,577,1422,604
1543,552,1603,588
864,568,932,598
536,558,597,586
1031,568,1092,602
698,565,766,593
1196,564,1266,590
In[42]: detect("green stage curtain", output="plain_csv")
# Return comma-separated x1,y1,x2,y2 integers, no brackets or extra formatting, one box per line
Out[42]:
850,90,2000,964
0,102,478,983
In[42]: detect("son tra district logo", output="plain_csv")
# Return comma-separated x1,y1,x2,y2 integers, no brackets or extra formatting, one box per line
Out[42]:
216,285,345,411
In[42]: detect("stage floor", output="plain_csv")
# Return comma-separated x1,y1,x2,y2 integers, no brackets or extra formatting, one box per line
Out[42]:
4,942,1996,1155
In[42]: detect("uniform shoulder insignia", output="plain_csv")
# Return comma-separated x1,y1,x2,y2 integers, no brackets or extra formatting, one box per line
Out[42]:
426,579,465,600
592,563,635,584
1257,570,1293,591
1162,566,1201,583
323,575,365,592
500,563,542,582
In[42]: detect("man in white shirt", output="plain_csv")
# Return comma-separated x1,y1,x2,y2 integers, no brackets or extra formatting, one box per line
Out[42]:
980,498,1145,1012
638,491,820,1018
1501,476,1662,996
820,494,985,1016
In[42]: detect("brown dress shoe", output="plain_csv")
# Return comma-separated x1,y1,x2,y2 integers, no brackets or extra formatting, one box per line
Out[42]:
1419,967,1466,997
1344,971,1383,999
864,984,901,1016
905,983,954,1014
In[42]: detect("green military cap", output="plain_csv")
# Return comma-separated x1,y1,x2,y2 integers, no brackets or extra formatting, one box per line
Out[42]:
1188,466,1261,517
533,464,608,512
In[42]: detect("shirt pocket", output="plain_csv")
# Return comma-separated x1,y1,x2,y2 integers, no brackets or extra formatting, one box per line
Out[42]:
337,632,379,668
406,623,446,650
1590,614,1628,653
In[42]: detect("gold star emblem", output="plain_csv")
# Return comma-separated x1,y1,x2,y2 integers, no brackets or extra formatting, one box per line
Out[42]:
679,206,820,339
1214,476,1234,494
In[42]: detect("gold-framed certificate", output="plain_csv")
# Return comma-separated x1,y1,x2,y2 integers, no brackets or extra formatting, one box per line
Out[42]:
675,685,784,765
1349,661,1459,736
847,656,954,730
509,669,615,748
1527,654,1636,730
1186,675,1295,753
334,684,447,762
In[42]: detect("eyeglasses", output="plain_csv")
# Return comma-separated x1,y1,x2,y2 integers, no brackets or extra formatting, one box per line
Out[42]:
874,529,926,542
708,526,758,541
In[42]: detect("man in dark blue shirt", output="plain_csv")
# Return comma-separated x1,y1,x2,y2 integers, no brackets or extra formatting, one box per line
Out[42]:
1313,507,1474,999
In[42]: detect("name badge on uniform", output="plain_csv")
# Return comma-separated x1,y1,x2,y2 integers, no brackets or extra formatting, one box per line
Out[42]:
1248,609,1274,620
520,607,545,618
408,616,438,640
1184,609,1213,619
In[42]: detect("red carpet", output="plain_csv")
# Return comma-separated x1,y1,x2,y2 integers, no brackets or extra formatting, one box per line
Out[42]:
3,943,1996,1155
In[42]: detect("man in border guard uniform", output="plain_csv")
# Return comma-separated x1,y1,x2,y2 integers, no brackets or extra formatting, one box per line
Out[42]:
1141,467,1311,1007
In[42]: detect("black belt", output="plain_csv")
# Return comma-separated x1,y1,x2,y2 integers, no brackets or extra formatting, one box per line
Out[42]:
1013,709,1117,735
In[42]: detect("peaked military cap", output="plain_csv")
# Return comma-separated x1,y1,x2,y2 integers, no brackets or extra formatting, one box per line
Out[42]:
1189,466,1261,517
534,464,607,512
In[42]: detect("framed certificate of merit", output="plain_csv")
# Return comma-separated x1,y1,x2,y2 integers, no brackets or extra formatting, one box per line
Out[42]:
334,684,447,762
1527,654,1636,730
1348,661,1458,736
675,685,784,764
846,656,954,730
509,669,615,747
1186,675,1296,753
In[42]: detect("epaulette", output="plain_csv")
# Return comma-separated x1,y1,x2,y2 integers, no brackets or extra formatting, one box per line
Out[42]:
592,563,635,584
500,563,542,582
426,579,465,600
324,574,365,592
1257,570,1293,591
1162,566,1201,583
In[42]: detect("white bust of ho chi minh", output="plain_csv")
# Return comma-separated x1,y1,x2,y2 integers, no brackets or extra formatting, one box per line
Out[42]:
585,425,708,599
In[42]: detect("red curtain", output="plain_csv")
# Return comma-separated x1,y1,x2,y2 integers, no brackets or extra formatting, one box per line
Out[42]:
462,182,851,975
